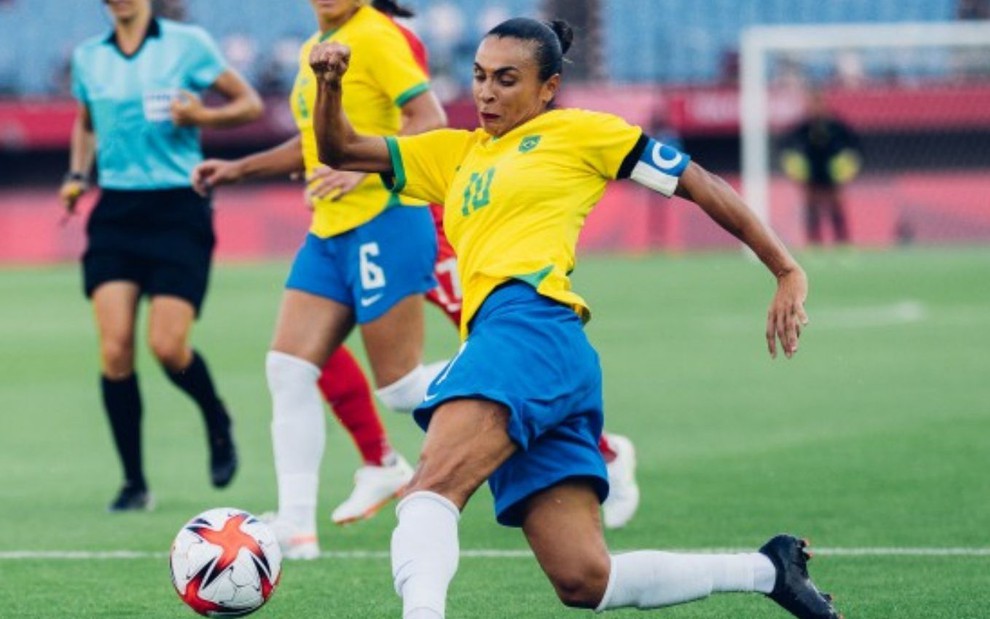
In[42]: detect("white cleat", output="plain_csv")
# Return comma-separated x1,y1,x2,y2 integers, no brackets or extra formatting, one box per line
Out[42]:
259,512,320,560
602,433,640,529
331,454,414,525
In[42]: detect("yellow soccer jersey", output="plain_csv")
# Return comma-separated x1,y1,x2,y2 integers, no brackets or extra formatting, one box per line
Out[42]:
385,108,644,338
291,6,429,238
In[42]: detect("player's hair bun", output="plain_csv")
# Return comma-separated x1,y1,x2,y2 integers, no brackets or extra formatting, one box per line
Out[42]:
547,19,574,55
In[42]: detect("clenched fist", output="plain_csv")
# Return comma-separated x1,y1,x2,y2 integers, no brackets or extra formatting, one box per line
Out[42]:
309,42,351,85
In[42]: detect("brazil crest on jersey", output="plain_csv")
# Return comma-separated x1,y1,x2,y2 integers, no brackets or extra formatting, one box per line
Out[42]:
291,6,430,238
385,108,660,338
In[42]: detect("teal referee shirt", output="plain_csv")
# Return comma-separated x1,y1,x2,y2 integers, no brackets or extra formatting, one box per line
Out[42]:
70,18,227,190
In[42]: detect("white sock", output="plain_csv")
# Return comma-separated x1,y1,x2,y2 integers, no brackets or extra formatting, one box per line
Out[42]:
266,351,325,533
391,491,460,619
595,551,776,611
375,360,448,412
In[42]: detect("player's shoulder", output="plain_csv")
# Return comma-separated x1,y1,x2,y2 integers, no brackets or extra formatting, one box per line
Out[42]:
346,7,409,46
73,32,110,57
158,18,218,47
545,108,637,133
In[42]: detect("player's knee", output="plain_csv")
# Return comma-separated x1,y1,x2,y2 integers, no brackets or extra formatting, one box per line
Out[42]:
403,452,479,510
148,331,186,370
266,350,320,393
100,336,135,377
547,558,610,609
374,361,446,412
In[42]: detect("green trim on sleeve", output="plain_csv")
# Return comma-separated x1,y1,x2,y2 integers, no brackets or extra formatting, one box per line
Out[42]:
381,136,407,194
394,82,429,107
512,265,554,289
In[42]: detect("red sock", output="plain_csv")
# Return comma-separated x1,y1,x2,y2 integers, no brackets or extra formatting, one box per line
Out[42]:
598,433,618,463
425,204,463,327
318,346,391,466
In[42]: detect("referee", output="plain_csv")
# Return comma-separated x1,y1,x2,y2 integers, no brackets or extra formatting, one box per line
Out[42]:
59,0,263,511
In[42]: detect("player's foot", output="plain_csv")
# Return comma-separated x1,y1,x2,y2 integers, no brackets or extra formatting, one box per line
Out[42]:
602,434,640,529
259,512,320,560
331,454,414,525
759,534,842,619
208,407,237,488
108,483,154,512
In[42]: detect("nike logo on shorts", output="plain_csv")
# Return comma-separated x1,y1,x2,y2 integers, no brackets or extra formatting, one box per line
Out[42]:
360,293,384,307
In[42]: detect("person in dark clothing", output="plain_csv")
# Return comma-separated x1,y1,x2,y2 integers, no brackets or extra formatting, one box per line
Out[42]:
780,92,862,246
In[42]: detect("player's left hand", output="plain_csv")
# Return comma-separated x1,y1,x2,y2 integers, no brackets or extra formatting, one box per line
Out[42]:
766,268,809,359
171,89,206,126
305,165,367,207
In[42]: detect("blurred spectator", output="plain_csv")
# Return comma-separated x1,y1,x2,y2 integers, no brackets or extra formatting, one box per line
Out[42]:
257,36,304,96
958,0,990,20
719,49,740,85
220,33,260,84
779,90,863,246
834,50,865,88
152,0,187,21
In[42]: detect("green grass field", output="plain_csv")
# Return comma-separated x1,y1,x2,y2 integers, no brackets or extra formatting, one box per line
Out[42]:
1,247,989,618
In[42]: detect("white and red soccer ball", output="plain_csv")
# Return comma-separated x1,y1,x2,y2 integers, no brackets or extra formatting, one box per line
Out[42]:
170,508,282,617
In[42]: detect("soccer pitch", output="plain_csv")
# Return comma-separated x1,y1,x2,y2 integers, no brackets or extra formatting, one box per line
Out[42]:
1,247,988,618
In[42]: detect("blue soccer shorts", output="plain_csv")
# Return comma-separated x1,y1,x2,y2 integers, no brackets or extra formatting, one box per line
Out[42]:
413,281,608,527
285,205,437,323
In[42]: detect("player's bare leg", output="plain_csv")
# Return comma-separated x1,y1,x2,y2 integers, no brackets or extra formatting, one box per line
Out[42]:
149,295,237,489
391,400,517,619
93,282,151,511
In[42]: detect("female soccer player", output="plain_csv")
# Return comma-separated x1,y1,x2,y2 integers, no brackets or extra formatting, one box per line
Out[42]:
59,0,263,511
303,0,640,531
191,0,447,559
307,17,841,619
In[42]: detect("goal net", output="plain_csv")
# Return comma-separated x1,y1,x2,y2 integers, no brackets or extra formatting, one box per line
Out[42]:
741,22,990,248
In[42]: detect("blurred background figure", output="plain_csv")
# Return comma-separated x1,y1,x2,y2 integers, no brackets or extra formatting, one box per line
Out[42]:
779,90,863,247
59,0,263,512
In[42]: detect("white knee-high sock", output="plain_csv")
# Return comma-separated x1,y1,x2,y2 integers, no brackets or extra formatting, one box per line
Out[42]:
375,360,449,412
595,551,776,611
266,351,325,533
391,491,461,619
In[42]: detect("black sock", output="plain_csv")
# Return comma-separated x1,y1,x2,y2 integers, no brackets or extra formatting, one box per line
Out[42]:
165,350,230,439
100,374,145,490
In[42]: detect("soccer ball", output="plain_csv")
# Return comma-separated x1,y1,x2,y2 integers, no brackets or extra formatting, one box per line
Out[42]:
170,508,282,617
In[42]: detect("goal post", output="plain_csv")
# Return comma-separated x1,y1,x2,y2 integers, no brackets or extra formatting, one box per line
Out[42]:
740,21,990,247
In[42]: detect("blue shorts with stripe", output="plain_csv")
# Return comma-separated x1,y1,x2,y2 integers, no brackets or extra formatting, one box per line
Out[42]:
285,205,437,323
413,282,608,527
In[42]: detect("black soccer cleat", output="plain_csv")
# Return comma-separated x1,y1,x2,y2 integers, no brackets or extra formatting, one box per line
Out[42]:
759,534,842,619
108,484,154,512
208,411,238,489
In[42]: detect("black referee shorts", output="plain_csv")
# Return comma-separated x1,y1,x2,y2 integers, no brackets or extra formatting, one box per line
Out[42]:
82,188,217,316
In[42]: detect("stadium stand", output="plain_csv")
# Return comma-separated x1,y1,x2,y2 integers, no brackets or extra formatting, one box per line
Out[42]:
0,0,961,96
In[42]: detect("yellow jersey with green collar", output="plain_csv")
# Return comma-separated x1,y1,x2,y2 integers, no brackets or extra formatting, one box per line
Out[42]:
291,6,429,238
385,108,644,338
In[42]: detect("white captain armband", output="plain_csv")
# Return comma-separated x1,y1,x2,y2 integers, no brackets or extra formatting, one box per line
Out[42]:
620,135,691,197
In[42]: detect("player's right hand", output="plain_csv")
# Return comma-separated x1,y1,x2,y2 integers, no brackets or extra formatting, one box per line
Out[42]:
308,42,351,85
59,179,87,214
191,159,241,196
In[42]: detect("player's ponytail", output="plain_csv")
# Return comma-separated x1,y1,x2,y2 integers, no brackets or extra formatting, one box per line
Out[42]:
487,17,575,81
371,0,415,18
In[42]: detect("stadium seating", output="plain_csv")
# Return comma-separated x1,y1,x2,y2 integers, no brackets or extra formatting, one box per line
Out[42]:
0,0,960,95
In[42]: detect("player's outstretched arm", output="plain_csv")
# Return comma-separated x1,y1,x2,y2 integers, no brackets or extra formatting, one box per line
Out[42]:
675,162,809,359
310,42,392,173
192,135,305,195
